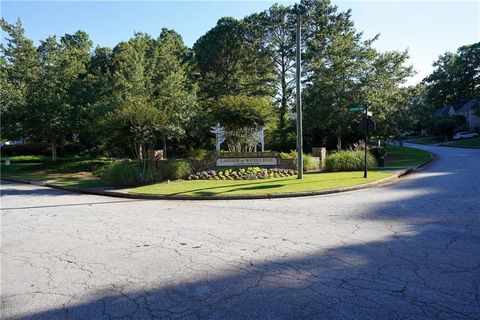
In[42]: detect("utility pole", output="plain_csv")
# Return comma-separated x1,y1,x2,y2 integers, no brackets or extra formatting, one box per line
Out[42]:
363,105,369,178
296,10,303,179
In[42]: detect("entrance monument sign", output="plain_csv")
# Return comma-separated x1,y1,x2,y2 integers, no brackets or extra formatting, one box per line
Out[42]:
216,157,277,167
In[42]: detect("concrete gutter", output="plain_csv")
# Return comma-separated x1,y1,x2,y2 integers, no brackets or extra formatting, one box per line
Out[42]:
2,153,436,201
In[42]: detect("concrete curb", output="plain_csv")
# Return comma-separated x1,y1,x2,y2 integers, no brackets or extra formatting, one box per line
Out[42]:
2,152,436,201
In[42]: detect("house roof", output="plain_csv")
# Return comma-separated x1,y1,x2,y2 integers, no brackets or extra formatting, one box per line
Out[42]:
455,99,480,114
452,102,466,112
433,106,451,117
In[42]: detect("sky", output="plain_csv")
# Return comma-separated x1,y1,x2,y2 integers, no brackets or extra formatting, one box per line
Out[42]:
1,0,479,85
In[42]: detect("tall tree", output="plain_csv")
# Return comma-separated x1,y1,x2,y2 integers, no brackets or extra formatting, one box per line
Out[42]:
150,29,197,153
0,18,39,142
245,5,297,150
106,30,197,158
424,42,480,107
193,17,274,99
302,1,376,149
27,31,93,160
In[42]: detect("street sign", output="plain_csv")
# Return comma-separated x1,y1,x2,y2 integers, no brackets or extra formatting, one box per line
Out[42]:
349,106,367,112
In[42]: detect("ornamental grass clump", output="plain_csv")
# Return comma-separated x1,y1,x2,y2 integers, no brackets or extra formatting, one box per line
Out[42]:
303,154,320,171
100,161,141,186
324,150,375,172
168,160,192,180
280,151,320,171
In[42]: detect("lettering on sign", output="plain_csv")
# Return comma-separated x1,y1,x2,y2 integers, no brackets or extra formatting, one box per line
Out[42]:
216,157,278,167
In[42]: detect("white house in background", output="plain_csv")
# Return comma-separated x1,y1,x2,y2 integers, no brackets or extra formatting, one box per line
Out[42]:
434,99,480,132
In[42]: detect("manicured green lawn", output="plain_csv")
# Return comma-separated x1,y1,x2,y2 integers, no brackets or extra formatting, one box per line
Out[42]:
383,146,432,169
446,138,480,148
130,171,392,197
1,159,108,188
406,135,443,145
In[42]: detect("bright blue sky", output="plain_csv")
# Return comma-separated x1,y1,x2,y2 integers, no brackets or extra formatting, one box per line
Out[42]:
1,1,479,85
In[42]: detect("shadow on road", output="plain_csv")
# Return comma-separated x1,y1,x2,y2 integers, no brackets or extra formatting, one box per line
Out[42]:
3,154,480,319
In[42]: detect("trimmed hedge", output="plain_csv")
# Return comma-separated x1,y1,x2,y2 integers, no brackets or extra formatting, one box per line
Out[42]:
324,150,375,172
369,146,386,159
1,143,51,157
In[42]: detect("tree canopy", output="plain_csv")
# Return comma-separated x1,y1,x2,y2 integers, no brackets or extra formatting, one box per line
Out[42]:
2,4,476,159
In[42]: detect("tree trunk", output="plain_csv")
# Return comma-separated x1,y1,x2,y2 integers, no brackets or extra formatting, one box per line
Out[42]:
51,141,57,161
162,135,167,159
336,136,342,150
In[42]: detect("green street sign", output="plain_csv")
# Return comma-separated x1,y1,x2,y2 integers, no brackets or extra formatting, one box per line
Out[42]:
348,106,367,112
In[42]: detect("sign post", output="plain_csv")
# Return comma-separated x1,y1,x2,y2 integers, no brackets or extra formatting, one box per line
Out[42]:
349,105,375,178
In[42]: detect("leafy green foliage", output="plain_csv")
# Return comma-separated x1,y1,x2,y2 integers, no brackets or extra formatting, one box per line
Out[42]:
193,17,274,99
187,149,211,161
0,143,51,157
52,159,109,174
431,117,460,141
168,160,192,180
99,161,157,186
303,154,320,171
424,43,480,107
324,150,375,172
369,146,386,159
210,95,273,152
100,161,140,186
279,151,319,171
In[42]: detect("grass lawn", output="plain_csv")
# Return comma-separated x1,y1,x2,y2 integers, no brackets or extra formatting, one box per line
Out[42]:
406,135,443,145
1,159,108,189
130,171,393,197
446,138,480,148
383,146,432,169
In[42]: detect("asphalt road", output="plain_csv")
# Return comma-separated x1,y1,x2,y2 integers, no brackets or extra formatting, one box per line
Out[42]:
1,144,479,320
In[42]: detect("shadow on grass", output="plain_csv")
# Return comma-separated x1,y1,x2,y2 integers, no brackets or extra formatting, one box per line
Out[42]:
135,174,377,197
4,145,480,318
7,164,480,319
193,183,284,196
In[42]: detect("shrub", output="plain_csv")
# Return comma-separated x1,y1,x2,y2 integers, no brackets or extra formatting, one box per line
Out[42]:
187,149,211,161
279,150,296,160
324,150,375,172
369,146,386,160
0,143,51,157
100,161,140,186
58,143,86,157
188,167,297,181
303,154,320,171
280,151,319,171
50,159,110,174
168,160,192,180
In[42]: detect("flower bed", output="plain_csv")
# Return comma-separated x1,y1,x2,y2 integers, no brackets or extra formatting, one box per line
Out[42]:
188,167,297,180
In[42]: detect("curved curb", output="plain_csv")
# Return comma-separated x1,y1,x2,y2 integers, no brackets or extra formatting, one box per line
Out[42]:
2,151,436,201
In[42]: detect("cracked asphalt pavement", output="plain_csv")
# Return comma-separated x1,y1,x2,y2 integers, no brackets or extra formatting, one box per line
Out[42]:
1,144,479,319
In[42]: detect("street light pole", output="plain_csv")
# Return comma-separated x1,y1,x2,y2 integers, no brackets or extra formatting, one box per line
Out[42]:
296,11,303,179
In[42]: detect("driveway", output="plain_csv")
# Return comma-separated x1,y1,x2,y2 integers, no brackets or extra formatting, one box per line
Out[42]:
1,144,479,319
